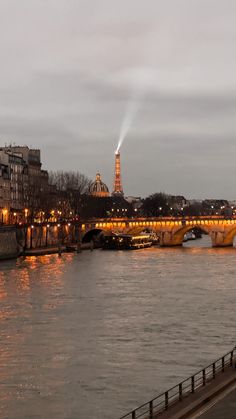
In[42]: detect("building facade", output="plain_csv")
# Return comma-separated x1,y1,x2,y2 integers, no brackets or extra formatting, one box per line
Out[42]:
0,146,50,223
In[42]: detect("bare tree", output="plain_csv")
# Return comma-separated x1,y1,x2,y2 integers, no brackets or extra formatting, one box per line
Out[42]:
49,171,91,217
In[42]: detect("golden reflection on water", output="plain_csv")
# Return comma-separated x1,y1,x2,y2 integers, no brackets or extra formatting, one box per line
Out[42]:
0,283,7,300
0,245,236,418
17,269,30,291
0,253,75,304
0,253,75,407
19,254,73,288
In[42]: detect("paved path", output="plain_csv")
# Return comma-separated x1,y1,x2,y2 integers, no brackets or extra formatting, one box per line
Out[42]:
154,364,236,419
24,243,92,256
194,384,236,418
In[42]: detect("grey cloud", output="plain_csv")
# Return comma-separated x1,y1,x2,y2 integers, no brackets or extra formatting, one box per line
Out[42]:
0,0,236,198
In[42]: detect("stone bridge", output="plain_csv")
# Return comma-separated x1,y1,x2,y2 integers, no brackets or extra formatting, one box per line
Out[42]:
81,216,236,247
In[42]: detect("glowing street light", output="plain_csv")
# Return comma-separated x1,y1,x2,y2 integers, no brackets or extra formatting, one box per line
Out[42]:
2,208,8,224
24,208,29,223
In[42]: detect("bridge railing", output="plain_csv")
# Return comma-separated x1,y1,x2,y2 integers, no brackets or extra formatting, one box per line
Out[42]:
119,347,236,419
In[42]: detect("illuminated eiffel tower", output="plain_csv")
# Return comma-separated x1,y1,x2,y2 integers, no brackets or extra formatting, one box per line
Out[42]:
112,151,124,196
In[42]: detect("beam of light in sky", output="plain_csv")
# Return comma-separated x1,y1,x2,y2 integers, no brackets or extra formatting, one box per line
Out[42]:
115,67,157,153
116,99,139,153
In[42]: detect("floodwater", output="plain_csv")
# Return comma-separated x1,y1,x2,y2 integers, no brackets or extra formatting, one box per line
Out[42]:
0,236,235,419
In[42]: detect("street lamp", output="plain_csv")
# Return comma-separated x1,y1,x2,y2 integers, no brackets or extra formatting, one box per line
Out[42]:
24,208,28,223
3,208,8,224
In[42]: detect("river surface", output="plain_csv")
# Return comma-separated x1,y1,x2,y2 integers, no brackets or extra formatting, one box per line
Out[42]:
0,236,235,419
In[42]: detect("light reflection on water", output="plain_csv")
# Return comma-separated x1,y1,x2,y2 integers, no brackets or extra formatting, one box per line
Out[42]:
0,237,235,418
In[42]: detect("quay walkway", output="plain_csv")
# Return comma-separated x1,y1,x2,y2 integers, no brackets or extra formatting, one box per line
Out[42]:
119,347,236,419
24,242,92,256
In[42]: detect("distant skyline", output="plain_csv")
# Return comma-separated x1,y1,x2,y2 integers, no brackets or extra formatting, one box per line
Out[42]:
1,0,236,198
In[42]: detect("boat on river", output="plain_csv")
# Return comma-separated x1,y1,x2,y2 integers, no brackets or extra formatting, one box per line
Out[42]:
103,234,153,250
183,231,196,242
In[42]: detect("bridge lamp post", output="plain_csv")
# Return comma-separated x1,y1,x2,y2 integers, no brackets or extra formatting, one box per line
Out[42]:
159,207,162,217
24,208,28,224
3,208,8,224
211,205,214,215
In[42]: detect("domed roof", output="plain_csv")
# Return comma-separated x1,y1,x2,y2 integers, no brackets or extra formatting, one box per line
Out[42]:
90,173,109,197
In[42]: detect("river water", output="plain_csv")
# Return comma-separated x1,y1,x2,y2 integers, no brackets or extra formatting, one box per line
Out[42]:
0,236,235,419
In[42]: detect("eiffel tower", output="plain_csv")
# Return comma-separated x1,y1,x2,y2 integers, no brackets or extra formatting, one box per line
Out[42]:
112,151,124,196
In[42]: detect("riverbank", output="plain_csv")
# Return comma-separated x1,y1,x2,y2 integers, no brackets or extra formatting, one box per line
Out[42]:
0,225,18,260
23,242,94,256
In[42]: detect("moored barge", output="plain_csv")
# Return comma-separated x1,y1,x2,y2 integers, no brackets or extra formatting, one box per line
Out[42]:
103,234,153,250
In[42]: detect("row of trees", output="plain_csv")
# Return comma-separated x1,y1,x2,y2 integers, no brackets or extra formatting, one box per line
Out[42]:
141,193,232,217
27,170,134,221
27,171,233,222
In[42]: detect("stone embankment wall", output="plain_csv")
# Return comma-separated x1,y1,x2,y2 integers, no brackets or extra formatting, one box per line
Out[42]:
16,224,80,251
0,224,83,259
0,226,18,260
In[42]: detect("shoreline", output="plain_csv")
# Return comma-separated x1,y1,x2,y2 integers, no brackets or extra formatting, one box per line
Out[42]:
0,243,95,261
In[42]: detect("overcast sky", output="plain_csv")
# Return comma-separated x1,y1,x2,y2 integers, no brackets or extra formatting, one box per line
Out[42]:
1,0,236,199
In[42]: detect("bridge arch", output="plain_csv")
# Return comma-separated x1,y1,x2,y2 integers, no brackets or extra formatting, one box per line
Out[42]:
82,228,104,243
222,226,236,246
172,225,210,245
159,223,212,247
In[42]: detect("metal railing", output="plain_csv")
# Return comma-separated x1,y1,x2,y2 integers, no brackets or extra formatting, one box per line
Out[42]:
119,347,236,419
